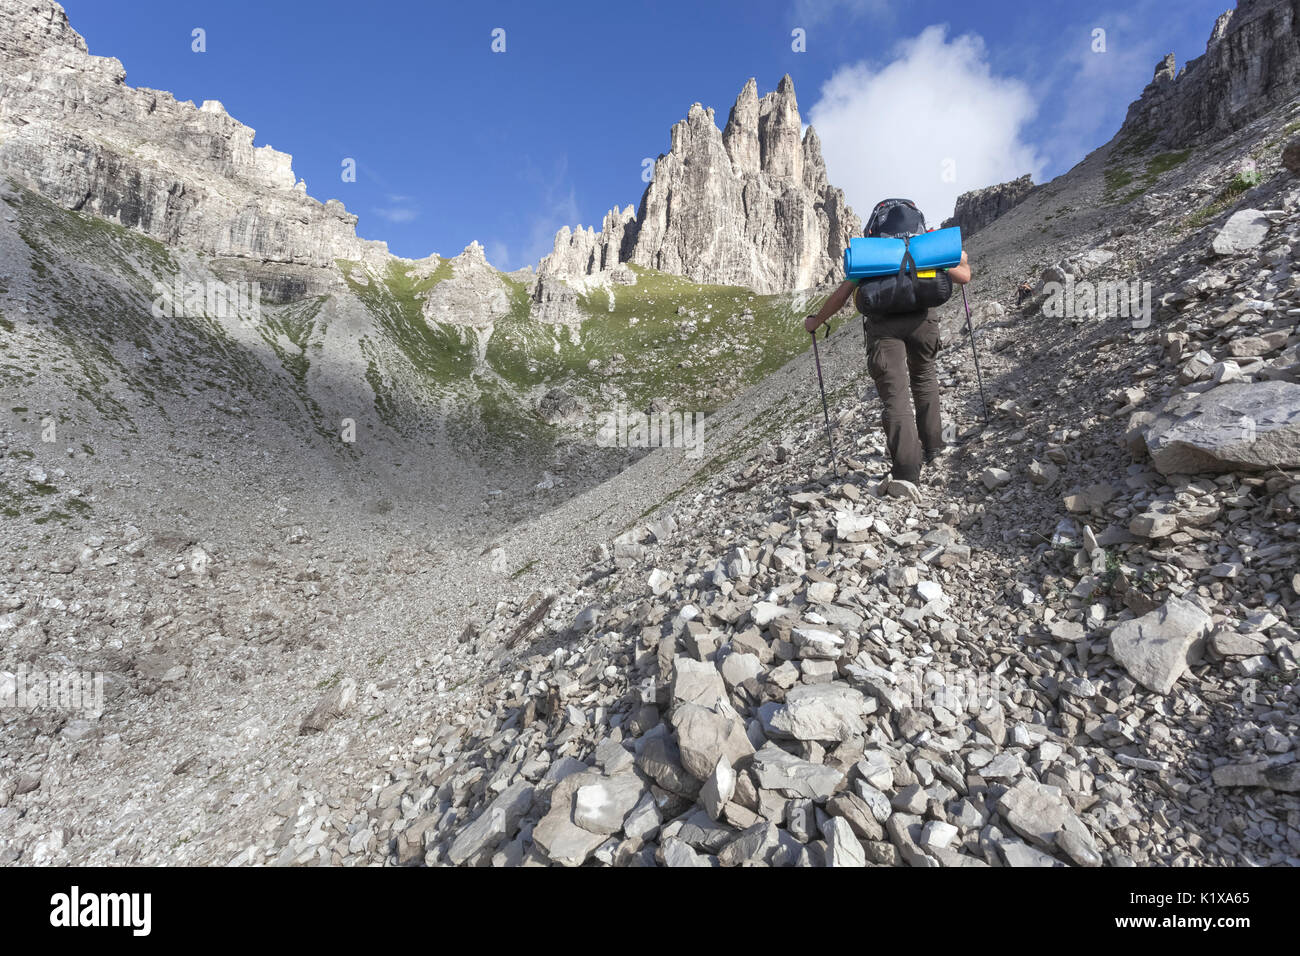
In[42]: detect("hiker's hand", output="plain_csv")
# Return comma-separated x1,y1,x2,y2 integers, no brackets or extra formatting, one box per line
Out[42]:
949,250,972,285
804,314,821,334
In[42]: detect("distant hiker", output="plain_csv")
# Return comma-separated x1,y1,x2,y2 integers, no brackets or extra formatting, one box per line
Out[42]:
805,198,971,484
1016,281,1033,305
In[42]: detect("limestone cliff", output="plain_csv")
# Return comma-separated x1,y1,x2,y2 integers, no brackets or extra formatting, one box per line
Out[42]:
941,174,1036,237
1117,0,1300,148
0,0,388,272
538,76,860,296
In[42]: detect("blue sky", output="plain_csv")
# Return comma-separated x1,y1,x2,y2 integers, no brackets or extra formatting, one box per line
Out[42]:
60,0,1231,268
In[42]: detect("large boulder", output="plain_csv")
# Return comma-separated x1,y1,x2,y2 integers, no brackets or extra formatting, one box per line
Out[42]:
1210,209,1270,256
446,781,535,865
750,744,843,800
1108,597,1212,694
671,703,754,779
536,388,585,425
1140,381,1300,475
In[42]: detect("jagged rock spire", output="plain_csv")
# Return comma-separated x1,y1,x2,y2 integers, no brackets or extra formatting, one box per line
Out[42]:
539,76,859,294
757,74,803,181
723,78,761,176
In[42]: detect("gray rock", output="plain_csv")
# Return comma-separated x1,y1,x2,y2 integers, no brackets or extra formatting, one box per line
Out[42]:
623,792,662,841
822,815,866,866
921,820,958,851
699,756,737,822
661,836,715,867
998,838,1066,867
769,683,871,742
532,773,609,867
672,702,755,779
717,821,801,867
982,467,1012,490
573,774,647,835
634,736,701,798
997,779,1100,866
719,651,763,688
536,388,585,425
751,744,844,800
298,678,357,734
1210,209,1270,255
854,782,894,824
1141,381,1300,474
1108,597,1212,694
1285,135,1300,176
886,813,936,867
671,657,727,709
446,780,534,865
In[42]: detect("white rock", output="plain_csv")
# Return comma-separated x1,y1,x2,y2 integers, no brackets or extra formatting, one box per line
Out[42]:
1108,596,1212,694
1210,208,1270,255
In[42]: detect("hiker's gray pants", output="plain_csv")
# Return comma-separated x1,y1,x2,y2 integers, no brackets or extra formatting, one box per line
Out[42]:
865,309,944,483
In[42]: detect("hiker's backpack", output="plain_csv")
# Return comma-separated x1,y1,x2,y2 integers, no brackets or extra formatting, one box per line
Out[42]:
850,198,958,316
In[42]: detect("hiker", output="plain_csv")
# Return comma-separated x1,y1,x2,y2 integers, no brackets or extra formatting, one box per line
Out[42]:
804,198,971,484
1016,281,1033,305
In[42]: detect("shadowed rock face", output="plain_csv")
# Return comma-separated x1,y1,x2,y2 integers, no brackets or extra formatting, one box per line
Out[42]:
539,76,861,295
1117,0,1300,148
0,0,389,271
941,174,1036,238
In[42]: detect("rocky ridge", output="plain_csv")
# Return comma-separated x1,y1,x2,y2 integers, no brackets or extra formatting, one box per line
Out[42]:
1118,0,1300,149
534,76,861,303
942,174,1036,238
0,0,389,281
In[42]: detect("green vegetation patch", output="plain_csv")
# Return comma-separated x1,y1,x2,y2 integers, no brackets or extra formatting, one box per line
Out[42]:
1182,169,1264,231
1103,149,1191,203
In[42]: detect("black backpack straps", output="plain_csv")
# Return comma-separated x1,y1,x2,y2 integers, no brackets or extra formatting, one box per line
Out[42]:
899,236,916,279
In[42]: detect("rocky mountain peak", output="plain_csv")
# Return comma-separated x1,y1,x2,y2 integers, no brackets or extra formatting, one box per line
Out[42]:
418,241,511,328
537,205,635,280
722,77,761,174
757,73,804,181
1117,0,1300,148
1,0,86,58
539,75,859,295
0,0,387,277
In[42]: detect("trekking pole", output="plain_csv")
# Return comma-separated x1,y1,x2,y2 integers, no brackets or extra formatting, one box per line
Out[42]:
961,286,990,425
810,331,840,474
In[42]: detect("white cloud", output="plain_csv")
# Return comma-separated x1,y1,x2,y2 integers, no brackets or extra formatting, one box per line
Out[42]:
374,205,418,224
808,25,1046,227
370,192,420,224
